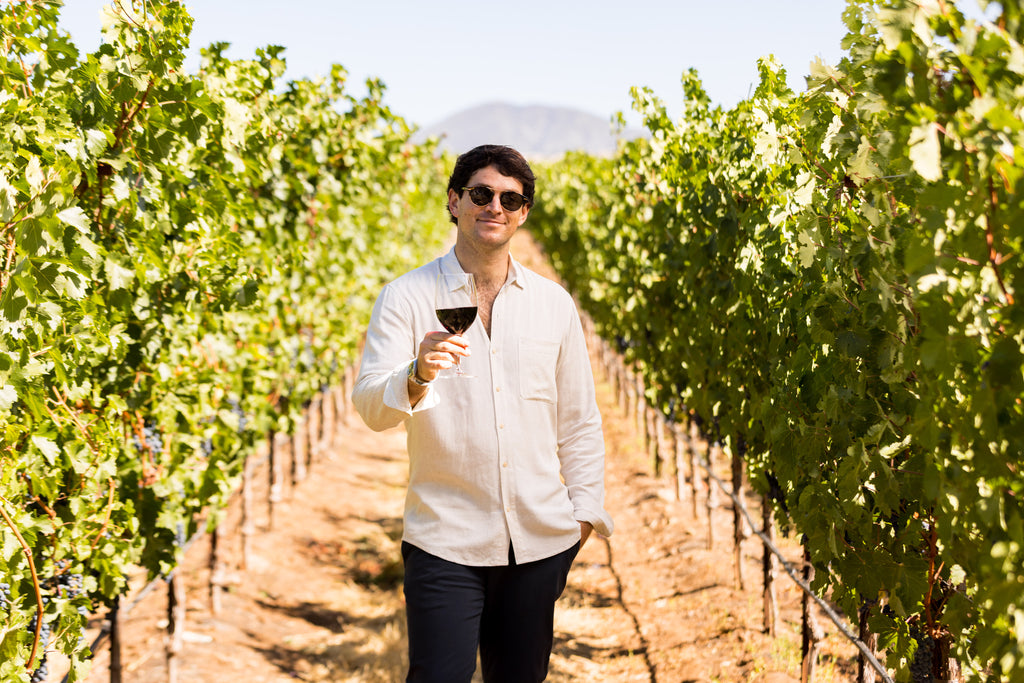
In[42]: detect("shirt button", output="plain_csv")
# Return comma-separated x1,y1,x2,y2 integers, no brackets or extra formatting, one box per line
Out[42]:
502,462,508,468
495,387,501,393
499,424,505,429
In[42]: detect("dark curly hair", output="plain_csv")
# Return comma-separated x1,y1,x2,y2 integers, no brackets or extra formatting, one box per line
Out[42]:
446,145,535,224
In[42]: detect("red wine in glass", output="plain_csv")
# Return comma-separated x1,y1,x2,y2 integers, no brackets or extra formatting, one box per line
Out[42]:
436,306,478,336
435,272,477,378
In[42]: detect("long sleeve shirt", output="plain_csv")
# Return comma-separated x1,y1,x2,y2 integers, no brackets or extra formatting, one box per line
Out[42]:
352,247,613,566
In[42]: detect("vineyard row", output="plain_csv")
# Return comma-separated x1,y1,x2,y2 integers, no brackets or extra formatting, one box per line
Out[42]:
1,3,448,680
528,2,1023,681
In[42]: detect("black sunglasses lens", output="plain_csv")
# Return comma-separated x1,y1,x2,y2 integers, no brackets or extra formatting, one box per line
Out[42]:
465,186,526,211
499,193,525,211
468,186,493,206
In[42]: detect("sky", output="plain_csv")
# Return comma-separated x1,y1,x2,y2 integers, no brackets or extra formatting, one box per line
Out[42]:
54,1,973,129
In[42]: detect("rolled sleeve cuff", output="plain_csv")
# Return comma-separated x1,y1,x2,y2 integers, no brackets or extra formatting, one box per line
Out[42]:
382,360,439,414
574,502,614,538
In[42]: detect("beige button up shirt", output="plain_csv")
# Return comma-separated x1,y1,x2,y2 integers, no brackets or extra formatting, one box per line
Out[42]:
352,248,613,566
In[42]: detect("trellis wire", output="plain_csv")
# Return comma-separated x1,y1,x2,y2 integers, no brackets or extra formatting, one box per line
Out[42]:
585,322,894,683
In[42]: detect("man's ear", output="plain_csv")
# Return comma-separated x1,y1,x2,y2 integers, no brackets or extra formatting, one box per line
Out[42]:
515,204,530,227
447,189,460,219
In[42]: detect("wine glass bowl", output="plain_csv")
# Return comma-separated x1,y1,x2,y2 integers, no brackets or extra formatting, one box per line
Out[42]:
435,272,478,378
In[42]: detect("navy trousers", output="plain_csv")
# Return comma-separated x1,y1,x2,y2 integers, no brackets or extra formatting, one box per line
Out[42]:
401,541,580,683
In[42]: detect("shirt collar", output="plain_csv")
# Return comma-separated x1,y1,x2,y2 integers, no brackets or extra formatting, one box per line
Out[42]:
507,255,526,289
439,247,526,290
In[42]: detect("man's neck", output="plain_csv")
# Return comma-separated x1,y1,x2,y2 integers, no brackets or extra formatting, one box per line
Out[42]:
453,242,510,290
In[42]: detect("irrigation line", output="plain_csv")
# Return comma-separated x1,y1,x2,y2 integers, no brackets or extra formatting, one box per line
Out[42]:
697,455,895,683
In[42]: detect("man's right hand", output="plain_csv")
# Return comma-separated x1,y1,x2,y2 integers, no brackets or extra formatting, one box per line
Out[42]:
413,331,471,383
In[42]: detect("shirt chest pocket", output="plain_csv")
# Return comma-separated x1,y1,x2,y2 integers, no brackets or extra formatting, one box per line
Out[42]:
518,337,560,404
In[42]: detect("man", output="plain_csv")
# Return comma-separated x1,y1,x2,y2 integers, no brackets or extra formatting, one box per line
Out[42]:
352,144,613,683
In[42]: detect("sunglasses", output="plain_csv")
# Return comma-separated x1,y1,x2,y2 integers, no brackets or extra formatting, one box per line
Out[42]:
461,185,531,212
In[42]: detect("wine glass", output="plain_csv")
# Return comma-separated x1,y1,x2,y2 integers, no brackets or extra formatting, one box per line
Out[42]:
435,272,478,378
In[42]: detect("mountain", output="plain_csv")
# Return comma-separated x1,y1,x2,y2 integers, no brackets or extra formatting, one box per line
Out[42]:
411,102,645,160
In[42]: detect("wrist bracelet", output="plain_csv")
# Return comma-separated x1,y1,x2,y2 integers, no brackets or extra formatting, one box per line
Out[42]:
407,359,432,386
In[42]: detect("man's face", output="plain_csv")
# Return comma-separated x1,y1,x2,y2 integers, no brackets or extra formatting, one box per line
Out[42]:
447,165,530,254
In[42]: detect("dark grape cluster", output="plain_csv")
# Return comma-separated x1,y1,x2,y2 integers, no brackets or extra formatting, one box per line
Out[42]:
54,566,91,622
54,571,84,599
133,420,163,455
29,657,48,683
0,582,11,610
227,397,247,435
199,414,216,458
28,609,51,683
910,631,936,682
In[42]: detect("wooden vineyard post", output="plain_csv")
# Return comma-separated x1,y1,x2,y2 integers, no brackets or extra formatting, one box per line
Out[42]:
762,498,778,636
325,389,333,454
596,338,606,381
801,547,824,683
608,358,617,409
612,361,620,406
622,367,632,419
330,385,344,448
731,442,747,591
602,341,615,385
604,354,612,393
857,601,878,683
305,403,316,472
609,360,618,407
634,374,646,435
657,412,667,477
342,378,350,424
670,419,686,503
706,441,718,550
308,395,322,467
341,365,354,425
339,382,348,442
268,429,282,530
338,369,348,427
688,419,700,519
317,395,325,461
109,597,123,683
241,451,256,569
208,526,223,614
292,418,307,486
621,365,630,417
618,365,628,414
320,388,335,456
166,573,186,683
937,637,963,683
648,407,661,477
628,369,637,421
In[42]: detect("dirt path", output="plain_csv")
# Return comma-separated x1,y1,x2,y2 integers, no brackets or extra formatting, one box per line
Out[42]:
78,230,859,683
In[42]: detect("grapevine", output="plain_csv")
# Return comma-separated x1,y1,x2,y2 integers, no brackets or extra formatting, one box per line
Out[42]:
0,0,448,679
530,1,1022,680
